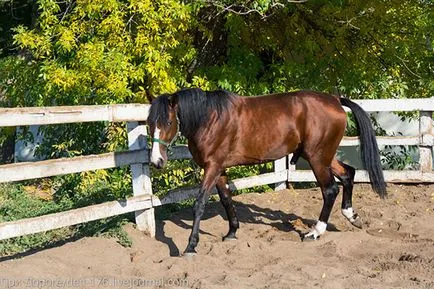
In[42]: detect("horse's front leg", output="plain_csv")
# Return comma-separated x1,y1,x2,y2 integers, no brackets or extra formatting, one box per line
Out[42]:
184,164,222,256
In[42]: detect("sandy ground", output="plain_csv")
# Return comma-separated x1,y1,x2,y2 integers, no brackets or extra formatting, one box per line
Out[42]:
0,184,433,289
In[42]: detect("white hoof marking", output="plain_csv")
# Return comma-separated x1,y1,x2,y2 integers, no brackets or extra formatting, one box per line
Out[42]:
305,221,327,239
342,207,357,223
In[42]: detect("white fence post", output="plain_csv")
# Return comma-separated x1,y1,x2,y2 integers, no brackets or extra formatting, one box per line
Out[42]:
286,153,297,183
274,156,287,191
419,111,433,172
127,122,155,237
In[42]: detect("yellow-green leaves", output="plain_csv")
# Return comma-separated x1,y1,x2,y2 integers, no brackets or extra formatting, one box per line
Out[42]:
12,0,196,105
57,27,76,53
13,26,52,58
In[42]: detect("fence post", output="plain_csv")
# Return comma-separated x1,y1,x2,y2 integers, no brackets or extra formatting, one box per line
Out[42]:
419,111,433,172
286,153,297,183
127,122,155,237
274,156,287,191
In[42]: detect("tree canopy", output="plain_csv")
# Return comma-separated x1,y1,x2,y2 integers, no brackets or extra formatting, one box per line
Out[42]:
0,0,432,108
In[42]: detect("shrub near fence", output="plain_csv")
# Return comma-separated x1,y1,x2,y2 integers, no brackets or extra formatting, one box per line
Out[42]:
0,99,432,240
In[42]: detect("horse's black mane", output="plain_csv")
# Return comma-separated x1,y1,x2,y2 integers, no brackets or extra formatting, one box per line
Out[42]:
148,93,170,127
148,88,236,139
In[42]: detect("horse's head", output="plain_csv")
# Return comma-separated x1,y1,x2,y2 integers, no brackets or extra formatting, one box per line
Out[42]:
147,93,179,169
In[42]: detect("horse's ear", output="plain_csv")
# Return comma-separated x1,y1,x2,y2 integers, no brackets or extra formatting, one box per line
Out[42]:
168,93,178,108
145,88,155,104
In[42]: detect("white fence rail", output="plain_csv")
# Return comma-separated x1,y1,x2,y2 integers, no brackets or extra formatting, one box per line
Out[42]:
0,99,432,240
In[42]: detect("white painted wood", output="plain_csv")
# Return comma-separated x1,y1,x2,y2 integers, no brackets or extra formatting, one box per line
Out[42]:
168,145,192,160
340,136,425,146
127,122,155,237
420,148,433,172
0,98,431,127
230,171,288,190
0,195,153,240
0,104,149,127
0,150,147,183
274,157,287,191
342,98,434,112
288,170,434,183
155,186,202,206
0,135,423,183
156,171,288,206
286,153,297,185
419,111,433,172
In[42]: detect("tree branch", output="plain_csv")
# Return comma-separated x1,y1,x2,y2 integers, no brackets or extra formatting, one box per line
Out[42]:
396,55,422,79
204,0,307,18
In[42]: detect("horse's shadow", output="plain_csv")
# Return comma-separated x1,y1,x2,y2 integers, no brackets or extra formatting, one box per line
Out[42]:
156,199,340,256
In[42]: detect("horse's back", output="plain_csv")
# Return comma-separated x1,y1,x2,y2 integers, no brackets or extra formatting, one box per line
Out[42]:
229,90,347,164
242,90,343,110
239,90,346,128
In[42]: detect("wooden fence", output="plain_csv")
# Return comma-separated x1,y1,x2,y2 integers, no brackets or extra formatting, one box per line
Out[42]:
0,99,432,240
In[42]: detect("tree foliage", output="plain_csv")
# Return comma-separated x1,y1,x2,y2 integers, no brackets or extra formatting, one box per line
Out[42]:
0,0,431,108
196,0,433,98
4,0,196,106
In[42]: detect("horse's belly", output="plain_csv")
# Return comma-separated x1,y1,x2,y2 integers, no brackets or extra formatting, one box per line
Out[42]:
224,140,298,167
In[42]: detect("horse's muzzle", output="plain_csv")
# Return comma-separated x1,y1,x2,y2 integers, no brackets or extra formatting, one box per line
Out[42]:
151,157,164,169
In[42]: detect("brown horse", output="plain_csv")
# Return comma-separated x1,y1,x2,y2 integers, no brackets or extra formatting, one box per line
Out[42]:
147,88,386,255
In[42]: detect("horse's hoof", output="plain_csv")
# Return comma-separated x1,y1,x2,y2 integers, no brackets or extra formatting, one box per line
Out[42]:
183,251,197,258
223,236,237,242
302,234,320,242
222,233,237,242
351,215,363,229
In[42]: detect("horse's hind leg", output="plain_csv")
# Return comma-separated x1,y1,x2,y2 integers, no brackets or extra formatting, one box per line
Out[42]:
331,159,363,228
216,171,239,241
304,157,339,241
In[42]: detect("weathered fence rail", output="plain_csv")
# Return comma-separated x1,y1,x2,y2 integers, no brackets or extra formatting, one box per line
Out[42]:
0,98,432,240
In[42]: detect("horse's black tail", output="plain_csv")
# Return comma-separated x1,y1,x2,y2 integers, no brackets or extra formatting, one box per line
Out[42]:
340,97,387,198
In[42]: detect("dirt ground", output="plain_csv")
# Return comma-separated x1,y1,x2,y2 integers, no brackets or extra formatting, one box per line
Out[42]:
0,184,433,289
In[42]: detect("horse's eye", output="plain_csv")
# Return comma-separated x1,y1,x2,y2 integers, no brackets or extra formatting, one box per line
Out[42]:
167,121,172,126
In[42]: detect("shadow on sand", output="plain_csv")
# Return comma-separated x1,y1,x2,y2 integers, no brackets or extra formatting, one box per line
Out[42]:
156,199,339,256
